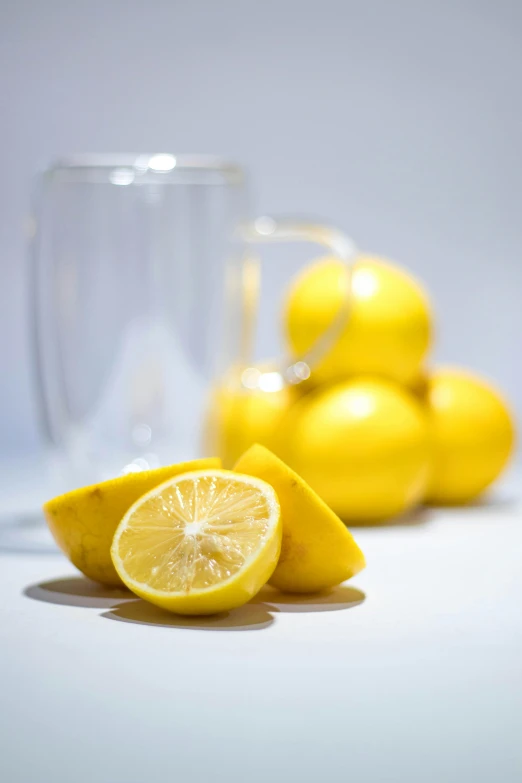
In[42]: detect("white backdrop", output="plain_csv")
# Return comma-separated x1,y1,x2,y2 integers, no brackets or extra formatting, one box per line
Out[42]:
1,0,521,454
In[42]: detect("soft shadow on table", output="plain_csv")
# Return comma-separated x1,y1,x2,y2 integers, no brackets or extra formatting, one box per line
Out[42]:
24,576,133,609
24,576,365,628
252,584,366,613
346,506,433,529
102,599,275,631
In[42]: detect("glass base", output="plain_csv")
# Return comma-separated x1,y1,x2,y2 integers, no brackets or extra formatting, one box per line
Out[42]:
0,512,58,555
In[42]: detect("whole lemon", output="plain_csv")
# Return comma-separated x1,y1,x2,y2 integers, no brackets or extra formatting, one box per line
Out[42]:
279,378,431,522
425,367,515,504
285,256,432,386
204,373,297,468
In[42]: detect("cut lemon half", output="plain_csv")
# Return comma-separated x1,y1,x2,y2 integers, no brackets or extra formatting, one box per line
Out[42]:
234,445,366,593
43,457,221,586
111,469,282,615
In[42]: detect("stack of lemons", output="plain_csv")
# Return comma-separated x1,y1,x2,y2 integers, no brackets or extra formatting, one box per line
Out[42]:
208,255,516,522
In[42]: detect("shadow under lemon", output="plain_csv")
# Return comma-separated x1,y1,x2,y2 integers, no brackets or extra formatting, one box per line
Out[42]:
103,583,365,629
23,575,365,631
23,576,133,609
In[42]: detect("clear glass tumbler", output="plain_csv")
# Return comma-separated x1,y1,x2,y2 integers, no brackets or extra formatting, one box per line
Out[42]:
31,155,356,489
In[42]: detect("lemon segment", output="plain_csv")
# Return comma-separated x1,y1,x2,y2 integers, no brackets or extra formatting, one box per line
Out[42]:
111,469,282,615
234,445,365,593
43,458,221,586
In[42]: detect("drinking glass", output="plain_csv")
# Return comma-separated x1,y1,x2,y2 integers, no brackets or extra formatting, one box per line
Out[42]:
31,154,356,490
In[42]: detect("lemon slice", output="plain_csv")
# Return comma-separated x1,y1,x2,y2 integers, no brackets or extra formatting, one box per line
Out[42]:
43,458,221,586
111,469,282,615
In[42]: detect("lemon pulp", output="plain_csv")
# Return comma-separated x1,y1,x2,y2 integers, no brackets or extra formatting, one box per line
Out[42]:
111,469,281,614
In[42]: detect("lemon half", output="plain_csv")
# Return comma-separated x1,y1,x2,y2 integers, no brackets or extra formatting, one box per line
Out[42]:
111,469,282,615
43,458,221,586
235,445,366,593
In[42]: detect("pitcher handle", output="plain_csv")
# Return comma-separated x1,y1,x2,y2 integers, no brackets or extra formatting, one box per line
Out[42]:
237,215,358,388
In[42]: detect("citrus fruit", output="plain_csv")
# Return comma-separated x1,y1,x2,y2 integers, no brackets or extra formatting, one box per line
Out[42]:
43,458,220,586
425,367,515,504
111,469,281,615
234,444,365,593
204,369,297,468
279,378,431,522
285,255,432,386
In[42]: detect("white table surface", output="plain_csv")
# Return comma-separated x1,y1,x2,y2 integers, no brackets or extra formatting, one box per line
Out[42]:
1,475,521,783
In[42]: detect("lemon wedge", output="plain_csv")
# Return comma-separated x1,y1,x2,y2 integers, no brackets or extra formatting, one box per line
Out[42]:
234,445,365,593
111,469,282,615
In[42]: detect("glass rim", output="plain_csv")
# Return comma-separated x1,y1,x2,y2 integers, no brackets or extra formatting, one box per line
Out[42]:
42,154,245,184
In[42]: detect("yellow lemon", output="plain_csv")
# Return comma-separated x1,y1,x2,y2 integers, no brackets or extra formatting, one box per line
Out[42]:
425,367,515,504
279,378,431,522
285,256,432,386
43,458,220,586
111,469,281,615
204,372,297,468
235,445,365,593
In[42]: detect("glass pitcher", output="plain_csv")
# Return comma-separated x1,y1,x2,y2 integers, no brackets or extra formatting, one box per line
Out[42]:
31,154,356,488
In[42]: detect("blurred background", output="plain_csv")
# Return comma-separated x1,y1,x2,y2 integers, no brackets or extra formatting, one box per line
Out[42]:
1,0,521,457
